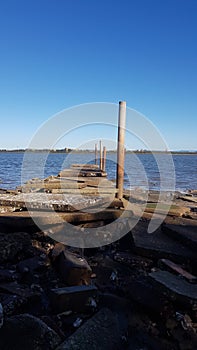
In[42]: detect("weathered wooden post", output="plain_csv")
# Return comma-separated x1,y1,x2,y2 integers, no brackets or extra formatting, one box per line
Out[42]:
116,101,126,199
100,140,103,170
103,146,106,172
95,143,98,165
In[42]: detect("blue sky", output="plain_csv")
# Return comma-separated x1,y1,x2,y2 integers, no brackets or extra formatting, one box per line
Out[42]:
0,0,196,150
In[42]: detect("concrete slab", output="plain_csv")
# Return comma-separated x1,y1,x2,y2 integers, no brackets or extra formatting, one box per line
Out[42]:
50,285,98,313
162,224,197,251
149,270,197,307
56,308,121,350
131,221,197,264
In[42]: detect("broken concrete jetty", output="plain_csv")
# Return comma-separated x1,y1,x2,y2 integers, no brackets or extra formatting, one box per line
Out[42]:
0,161,197,349
0,101,197,349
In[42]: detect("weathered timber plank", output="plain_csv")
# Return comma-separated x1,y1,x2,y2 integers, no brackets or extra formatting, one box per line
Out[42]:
0,209,132,232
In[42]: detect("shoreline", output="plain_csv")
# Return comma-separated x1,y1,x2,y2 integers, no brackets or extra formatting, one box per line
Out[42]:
0,167,197,349
0,149,197,155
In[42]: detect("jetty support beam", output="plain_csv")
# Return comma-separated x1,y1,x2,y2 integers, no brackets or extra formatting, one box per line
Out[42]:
116,101,126,199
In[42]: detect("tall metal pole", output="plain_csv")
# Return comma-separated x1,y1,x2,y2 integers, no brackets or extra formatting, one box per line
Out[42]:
99,140,102,170
95,143,98,165
116,101,126,199
103,146,106,172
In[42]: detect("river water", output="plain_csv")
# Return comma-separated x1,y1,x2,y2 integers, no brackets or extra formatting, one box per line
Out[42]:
0,152,196,192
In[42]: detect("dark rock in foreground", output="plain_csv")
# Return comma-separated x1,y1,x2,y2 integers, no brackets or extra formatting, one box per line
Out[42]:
0,232,32,263
50,285,98,313
56,308,122,350
0,313,61,350
149,270,197,308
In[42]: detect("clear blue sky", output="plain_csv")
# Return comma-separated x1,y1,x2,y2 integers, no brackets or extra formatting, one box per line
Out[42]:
0,0,196,150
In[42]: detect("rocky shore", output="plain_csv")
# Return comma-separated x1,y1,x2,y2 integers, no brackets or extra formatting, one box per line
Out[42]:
0,172,197,349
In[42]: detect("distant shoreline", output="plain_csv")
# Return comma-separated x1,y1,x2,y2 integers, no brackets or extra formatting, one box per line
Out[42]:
0,149,197,155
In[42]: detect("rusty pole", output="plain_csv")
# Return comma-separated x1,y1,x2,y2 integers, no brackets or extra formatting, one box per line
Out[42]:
116,101,126,199
103,146,106,172
100,140,103,170
95,143,98,165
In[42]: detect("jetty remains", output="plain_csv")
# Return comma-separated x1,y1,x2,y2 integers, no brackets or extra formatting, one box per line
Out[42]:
0,102,197,349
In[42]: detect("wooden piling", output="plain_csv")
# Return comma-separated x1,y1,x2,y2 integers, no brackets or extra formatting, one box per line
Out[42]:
100,140,103,170
95,143,98,165
103,146,106,172
116,101,126,199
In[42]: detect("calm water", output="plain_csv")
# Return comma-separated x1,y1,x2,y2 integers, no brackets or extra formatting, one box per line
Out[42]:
0,152,196,192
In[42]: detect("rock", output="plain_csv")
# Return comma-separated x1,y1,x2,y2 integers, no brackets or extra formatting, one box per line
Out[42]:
0,232,32,263
158,259,197,283
149,270,197,308
162,224,197,251
123,275,167,314
170,325,197,350
56,308,122,350
98,293,129,335
89,254,132,292
0,269,19,282
0,313,61,350
127,330,172,350
0,282,41,299
0,303,3,328
50,285,98,313
52,246,92,286
113,251,153,270
131,221,196,264
40,315,65,338
0,293,26,316
17,255,49,274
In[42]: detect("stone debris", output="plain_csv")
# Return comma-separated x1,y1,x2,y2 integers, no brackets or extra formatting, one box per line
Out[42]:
56,308,122,350
162,223,197,251
0,231,33,263
0,303,3,329
0,168,197,349
51,245,92,286
131,220,197,264
149,270,197,307
0,220,196,349
17,255,49,274
0,313,61,350
158,258,197,283
50,285,98,313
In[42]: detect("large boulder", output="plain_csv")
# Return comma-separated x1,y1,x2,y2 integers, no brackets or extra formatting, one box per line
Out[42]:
0,313,61,350
51,244,92,286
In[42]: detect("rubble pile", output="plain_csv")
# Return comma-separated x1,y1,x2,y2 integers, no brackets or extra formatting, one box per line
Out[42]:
0,167,197,349
0,216,196,349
